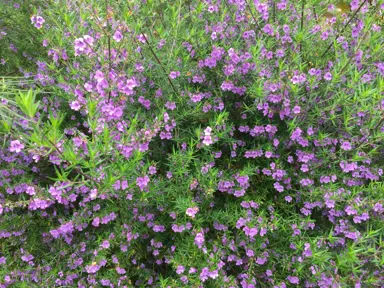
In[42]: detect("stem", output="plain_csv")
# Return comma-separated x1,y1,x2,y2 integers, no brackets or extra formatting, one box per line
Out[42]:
300,0,306,56
312,7,318,22
106,0,112,101
44,135,99,184
355,116,384,149
300,0,305,32
245,0,262,33
140,33,178,95
339,31,367,75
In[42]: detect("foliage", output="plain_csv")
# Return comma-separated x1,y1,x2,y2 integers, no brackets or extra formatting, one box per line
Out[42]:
0,0,47,75
0,0,383,287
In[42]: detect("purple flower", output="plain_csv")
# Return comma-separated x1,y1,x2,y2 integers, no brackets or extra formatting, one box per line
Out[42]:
74,35,94,56
21,254,34,262
303,243,312,257
274,182,284,192
209,270,219,279
194,232,205,248
116,267,126,274
285,196,293,202
221,80,234,91
100,240,110,249
265,151,273,158
59,221,74,234
246,249,254,257
169,71,180,79
148,165,157,174
92,217,100,227
100,279,111,286
31,15,45,29
345,205,357,215
189,267,197,274
256,257,267,265
136,175,150,191
293,106,301,114
9,140,24,153
236,175,249,187
200,267,209,282
186,207,199,218
113,30,123,42
324,72,332,81
234,189,245,197
373,203,383,213
165,101,176,110
0,256,6,265
287,276,299,285
176,265,185,274
70,100,81,111
325,199,335,208
85,263,100,274
202,127,213,145
341,141,352,151
263,24,274,35
152,225,166,232
180,276,188,284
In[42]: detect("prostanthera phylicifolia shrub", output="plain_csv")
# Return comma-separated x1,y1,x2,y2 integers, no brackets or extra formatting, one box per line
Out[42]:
0,0,383,287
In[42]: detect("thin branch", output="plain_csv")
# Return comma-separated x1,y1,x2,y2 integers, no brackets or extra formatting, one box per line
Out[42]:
355,116,384,149
320,0,368,58
44,135,100,184
312,7,318,22
272,0,276,23
339,31,368,75
300,0,305,32
140,33,179,95
106,0,112,101
300,0,306,56
245,0,262,32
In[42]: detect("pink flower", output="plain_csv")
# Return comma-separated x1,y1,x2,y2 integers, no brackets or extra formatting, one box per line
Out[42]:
169,71,180,79
176,265,185,274
293,105,301,114
9,140,24,153
194,232,205,248
31,15,45,29
136,175,150,191
274,182,284,192
26,186,36,196
113,30,123,42
100,240,110,249
186,207,199,218
85,263,100,274
324,72,332,81
341,141,352,151
287,276,299,285
70,101,81,111
148,166,157,174
202,127,213,145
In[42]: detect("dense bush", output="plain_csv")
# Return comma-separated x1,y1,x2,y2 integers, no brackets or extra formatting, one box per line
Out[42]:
1,0,383,287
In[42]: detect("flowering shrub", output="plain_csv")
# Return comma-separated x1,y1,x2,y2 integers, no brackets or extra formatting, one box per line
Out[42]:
1,0,384,287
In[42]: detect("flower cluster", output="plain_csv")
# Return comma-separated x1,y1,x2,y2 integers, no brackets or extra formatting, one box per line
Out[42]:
30,15,45,29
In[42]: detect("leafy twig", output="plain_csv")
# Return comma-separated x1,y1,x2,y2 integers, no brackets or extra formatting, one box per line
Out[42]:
320,0,368,58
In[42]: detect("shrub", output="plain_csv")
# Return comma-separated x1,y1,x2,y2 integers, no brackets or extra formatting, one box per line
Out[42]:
1,0,383,287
